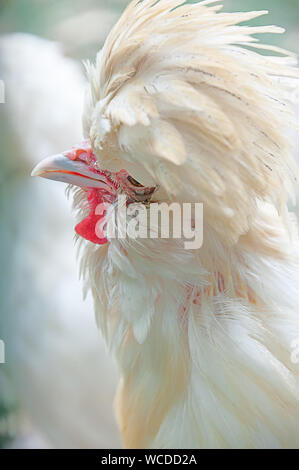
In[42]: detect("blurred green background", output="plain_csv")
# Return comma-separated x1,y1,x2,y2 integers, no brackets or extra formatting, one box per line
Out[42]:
0,0,298,449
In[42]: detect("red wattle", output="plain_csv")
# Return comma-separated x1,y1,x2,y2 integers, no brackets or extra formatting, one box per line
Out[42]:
75,189,109,245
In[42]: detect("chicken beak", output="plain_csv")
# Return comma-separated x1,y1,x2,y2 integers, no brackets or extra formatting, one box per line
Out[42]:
31,153,109,190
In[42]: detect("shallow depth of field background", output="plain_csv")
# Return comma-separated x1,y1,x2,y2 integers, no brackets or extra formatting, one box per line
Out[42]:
0,0,298,449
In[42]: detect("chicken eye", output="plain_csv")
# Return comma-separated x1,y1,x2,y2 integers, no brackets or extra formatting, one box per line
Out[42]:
127,176,144,187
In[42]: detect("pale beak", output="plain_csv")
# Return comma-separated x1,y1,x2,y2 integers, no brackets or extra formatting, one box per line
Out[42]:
31,153,108,190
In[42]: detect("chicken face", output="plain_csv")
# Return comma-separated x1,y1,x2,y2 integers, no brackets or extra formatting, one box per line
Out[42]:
32,140,156,244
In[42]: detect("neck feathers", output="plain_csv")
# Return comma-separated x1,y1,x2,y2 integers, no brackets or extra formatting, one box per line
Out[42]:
79,203,299,448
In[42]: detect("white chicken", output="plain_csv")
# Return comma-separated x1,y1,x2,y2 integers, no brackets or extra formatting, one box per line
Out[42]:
33,0,299,448
0,34,120,448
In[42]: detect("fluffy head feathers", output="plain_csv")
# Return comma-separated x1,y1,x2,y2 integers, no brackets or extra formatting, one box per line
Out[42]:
83,0,299,246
